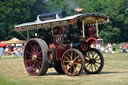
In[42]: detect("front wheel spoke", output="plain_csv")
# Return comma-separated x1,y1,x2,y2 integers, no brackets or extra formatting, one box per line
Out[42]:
26,50,32,55
37,56,42,59
32,61,36,68
36,51,42,56
35,46,40,53
37,60,42,65
33,46,36,53
30,44,34,49
37,64,41,71
27,59,33,65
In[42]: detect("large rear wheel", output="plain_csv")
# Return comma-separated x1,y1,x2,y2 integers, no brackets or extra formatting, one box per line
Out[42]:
61,49,85,76
24,38,49,76
84,48,104,74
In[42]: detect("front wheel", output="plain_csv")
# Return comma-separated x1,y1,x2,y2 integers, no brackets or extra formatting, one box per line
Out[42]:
24,38,49,76
61,49,85,76
84,48,104,74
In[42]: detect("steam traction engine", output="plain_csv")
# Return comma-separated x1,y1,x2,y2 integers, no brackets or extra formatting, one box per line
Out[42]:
15,11,109,76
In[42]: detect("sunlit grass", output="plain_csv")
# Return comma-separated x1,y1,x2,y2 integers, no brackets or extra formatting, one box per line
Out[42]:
0,56,22,60
0,53,128,85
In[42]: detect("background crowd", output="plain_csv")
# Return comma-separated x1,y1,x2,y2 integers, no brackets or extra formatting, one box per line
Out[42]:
0,45,25,57
91,42,128,53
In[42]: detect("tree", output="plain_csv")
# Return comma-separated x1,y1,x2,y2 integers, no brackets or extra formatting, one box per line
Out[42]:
0,0,47,40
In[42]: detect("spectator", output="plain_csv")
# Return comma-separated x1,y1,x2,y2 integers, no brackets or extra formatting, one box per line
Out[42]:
21,47,24,56
96,43,101,51
107,43,112,53
17,47,22,56
120,43,123,53
122,42,127,53
0,47,4,57
13,47,19,57
112,43,116,52
100,45,105,53
4,46,8,55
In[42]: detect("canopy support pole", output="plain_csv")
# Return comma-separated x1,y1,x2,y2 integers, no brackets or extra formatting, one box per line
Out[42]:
27,30,29,40
18,32,27,40
82,20,85,38
52,26,54,36
96,20,99,37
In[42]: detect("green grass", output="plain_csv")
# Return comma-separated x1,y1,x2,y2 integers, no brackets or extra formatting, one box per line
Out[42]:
0,56,22,60
0,77,16,85
0,53,128,85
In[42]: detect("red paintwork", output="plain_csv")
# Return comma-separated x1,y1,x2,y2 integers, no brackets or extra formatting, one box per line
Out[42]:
86,37,97,44
55,46,65,60
80,42,88,51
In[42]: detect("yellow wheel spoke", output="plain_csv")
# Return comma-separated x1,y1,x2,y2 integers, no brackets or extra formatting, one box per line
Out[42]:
65,56,70,61
64,60,69,63
74,56,79,61
71,52,73,60
67,53,72,60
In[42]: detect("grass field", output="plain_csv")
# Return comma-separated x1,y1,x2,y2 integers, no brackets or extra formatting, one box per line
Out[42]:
0,53,128,85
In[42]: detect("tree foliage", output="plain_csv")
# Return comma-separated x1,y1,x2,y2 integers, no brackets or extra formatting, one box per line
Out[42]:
0,0,128,43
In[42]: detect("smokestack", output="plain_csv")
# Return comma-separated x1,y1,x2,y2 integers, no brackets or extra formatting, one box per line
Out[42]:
74,8,83,13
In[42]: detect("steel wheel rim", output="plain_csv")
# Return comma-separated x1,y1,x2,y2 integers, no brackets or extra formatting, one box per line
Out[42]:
85,50,102,73
62,50,83,76
24,40,43,75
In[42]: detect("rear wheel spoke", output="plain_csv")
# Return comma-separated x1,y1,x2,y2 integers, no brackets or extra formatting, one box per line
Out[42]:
85,63,90,68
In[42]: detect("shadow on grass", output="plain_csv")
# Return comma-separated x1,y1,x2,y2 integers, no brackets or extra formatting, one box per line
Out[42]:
46,71,122,76
100,71,122,74
80,71,125,75
47,72,66,75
